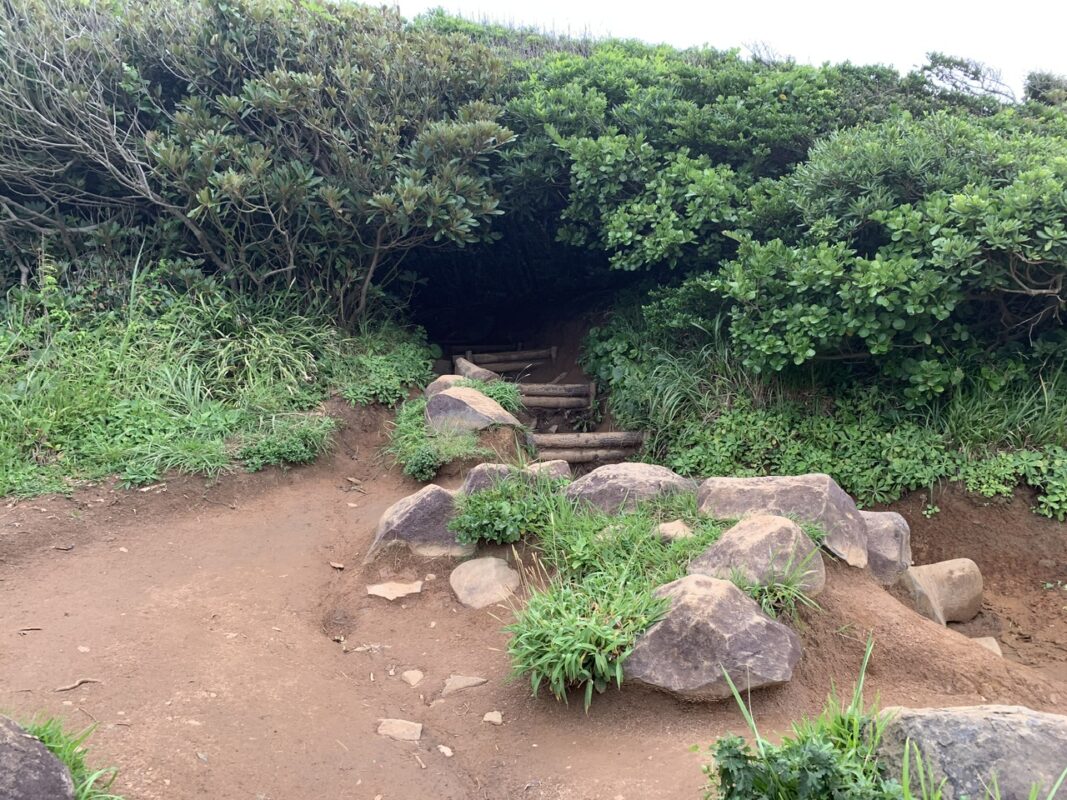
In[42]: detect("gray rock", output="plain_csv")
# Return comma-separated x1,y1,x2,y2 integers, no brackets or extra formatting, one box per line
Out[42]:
861,510,912,585
441,674,487,696
525,460,572,480
460,463,511,494
876,705,1067,800
624,575,802,701
973,636,1003,656
657,519,694,542
367,485,473,560
453,357,501,383
425,374,466,397
400,669,424,687
450,557,520,609
697,474,868,568
377,718,422,741
899,558,983,625
0,717,75,800
425,387,520,434
687,515,825,596
565,463,697,514
482,711,503,725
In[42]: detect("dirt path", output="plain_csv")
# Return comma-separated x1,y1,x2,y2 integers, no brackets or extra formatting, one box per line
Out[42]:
2,406,1066,800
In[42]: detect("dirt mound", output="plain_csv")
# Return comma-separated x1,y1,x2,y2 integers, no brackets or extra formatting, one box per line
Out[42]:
887,486,1067,684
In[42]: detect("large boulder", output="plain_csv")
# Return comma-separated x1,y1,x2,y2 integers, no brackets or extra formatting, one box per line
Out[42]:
861,511,912,585
424,374,466,398
0,717,76,800
425,387,520,434
450,557,520,609
697,474,868,568
565,463,697,514
687,515,825,596
898,558,983,625
453,357,500,383
876,705,1067,800
624,575,802,701
366,485,473,560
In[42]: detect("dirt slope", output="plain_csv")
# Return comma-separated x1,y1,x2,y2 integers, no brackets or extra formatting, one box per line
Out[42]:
2,405,1065,800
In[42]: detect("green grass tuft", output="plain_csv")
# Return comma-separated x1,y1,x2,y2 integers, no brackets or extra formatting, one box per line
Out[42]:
20,717,123,800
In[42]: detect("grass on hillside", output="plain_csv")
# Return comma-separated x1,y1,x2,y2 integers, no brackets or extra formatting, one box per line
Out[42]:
584,326,1067,520
0,273,434,497
20,717,123,800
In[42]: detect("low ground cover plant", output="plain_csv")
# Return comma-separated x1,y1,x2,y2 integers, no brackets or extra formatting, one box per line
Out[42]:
21,717,124,800
384,398,491,481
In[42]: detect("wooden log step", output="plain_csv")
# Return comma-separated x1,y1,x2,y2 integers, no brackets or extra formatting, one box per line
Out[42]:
536,448,633,464
474,359,548,373
521,396,590,409
518,383,592,397
531,432,645,448
470,347,557,364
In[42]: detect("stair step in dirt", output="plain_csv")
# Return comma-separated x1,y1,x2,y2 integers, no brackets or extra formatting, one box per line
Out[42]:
531,432,645,448
518,383,592,397
535,448,635,464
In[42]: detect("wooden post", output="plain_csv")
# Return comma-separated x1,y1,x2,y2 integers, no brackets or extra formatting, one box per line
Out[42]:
531,432,645,448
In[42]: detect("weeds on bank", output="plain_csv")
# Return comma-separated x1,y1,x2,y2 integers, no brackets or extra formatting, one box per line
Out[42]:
20,717,123,800
0,274,433,496
384,398,490,481
455,378,523,415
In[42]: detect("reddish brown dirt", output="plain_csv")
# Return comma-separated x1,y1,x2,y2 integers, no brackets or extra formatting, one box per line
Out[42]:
887,486,1067,684
2,407,1066,799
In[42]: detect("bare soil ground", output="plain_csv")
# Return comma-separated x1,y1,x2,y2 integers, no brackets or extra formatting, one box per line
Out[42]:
2,404,1066,800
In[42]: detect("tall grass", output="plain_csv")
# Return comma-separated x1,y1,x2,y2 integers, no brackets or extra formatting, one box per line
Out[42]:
0,272,432,496
20,717,123,800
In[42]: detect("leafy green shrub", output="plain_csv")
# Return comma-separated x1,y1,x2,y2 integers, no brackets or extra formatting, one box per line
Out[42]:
22,717,123,800
455,378,523,415
384,398,488,481
340,343,434,407
237,415,337,472
449,473,564,544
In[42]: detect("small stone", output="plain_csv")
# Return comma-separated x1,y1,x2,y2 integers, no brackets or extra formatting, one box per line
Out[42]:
899,559,983,625
657,520,693,542
973,636,1003,657
376,718,422,741
367,581,423,601
437,745,454,758
482,711,503,725
441,674,487,696
329,561,345,570
450,558,520,609
400,670,424,687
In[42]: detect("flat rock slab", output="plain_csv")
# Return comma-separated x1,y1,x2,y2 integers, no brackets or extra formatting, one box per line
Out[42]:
899,558,983,625
482,711,503,725
876,705,1067,799
861,510,912,585
0,717,75,800
697,473,868,568
624,574,802,702
441,674,488,696
425,374,466,397
377,718,422,741
565,463,697,514
450,558,520,609
367,580,423,601
425,387,520,434
400,670,424,687
688,514,825,596
460,463,512,494
368,484,473,560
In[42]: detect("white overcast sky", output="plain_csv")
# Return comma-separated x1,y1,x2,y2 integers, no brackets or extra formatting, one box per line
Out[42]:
391,0,1067,97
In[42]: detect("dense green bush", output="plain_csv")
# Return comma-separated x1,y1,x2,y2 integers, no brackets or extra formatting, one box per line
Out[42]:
449,472,564,544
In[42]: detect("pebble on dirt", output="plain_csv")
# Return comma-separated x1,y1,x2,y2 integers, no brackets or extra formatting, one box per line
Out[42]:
449,557,520,609
366,581,423,601
376,719,422,741
441,674,487,696
400,670,424,687
482,711,503,725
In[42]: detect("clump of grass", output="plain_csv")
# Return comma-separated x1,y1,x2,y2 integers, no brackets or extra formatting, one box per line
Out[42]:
384,398,490,481
20,717,123,800
455,378,523,415
0,273,434,496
